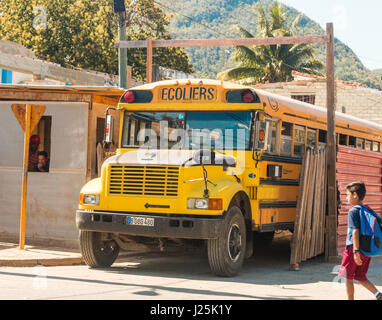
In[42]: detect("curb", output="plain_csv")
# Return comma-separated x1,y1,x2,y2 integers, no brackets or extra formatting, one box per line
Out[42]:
0,250,150,267
0,257,84,267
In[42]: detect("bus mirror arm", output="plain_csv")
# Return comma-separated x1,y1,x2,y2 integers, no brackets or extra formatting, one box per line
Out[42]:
252,110,270,161
103,107,119,147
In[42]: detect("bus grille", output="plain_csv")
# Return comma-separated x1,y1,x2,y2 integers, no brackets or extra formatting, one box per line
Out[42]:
108,165,179,197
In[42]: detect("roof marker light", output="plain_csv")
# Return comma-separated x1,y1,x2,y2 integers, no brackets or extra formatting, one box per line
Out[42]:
124,91,135,103
242,90,255,103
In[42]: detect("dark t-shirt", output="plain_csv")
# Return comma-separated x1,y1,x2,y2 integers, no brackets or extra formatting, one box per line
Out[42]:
346,206,361,247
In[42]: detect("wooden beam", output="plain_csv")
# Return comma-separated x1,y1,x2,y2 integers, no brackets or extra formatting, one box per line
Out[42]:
0,91,92,102
115,35,327,49
93,95,120,106
146,37,153,83
127,66,132,89
325,22,338,260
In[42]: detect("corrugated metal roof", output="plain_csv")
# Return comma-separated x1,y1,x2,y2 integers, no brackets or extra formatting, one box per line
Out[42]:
0,84,125,96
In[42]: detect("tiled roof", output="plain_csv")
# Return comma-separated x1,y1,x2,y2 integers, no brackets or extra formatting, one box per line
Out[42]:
291,71,371,89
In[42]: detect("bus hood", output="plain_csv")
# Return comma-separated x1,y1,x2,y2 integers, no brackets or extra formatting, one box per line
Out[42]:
103,149,236,167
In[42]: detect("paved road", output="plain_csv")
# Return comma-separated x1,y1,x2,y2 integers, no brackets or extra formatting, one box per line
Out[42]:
0,235,381,301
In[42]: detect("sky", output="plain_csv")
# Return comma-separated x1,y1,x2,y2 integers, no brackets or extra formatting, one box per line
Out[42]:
279,0,382,71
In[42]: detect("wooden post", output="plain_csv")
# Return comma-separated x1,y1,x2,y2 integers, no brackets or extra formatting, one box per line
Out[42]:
325,22,338,260
146,36,153,83
19,104,32,250
127,65,132,89
152,64,161,82
117,11,127,88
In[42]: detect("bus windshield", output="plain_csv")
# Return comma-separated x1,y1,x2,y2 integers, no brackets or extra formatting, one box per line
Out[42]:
121,111,252,150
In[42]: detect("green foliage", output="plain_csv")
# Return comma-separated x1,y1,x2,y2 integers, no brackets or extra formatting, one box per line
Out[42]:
217,2,324,84
160,0,381,89
0,0,193,82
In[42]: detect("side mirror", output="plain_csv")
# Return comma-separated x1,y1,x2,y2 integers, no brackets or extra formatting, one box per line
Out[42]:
254,120,268,150
104,114,114,144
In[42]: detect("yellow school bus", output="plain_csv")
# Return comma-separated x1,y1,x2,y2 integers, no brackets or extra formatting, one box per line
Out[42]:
76,79,382,276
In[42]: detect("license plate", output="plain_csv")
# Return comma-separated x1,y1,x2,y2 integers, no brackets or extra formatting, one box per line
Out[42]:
125,216,154,227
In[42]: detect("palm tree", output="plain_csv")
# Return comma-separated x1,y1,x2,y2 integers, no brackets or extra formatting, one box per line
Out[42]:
217,1,324,84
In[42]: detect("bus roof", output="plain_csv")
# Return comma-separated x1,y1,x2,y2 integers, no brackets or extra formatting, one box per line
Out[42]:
123,79,382,137
129,79,248,91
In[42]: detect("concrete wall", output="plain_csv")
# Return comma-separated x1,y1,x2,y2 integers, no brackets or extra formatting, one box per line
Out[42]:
0,101,88,248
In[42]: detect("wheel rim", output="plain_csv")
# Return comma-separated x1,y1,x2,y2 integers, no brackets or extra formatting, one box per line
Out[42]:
227,223,242,262
98,241,117,256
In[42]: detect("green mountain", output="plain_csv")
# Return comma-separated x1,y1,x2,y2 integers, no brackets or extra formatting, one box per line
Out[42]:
374,69,382,77
159,0,381,89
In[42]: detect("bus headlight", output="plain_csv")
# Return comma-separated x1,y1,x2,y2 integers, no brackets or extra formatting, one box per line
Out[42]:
81,194,100,205
187,198,222,210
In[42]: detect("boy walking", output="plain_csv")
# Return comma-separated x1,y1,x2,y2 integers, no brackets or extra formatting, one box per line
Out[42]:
338,181,382,300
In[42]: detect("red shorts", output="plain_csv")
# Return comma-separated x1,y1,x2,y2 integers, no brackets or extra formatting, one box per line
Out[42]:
338,246,371,281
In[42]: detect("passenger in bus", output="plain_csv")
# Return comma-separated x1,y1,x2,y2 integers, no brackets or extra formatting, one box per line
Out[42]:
28,134,40,172
34,151,50,172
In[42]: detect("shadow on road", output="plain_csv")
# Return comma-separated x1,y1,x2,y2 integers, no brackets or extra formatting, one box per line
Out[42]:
1,233,381,300
108,233,382,287
106,234,330,284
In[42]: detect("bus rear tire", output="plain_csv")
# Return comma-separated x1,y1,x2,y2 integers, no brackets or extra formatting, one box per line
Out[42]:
79,231,120,268
207,206,246,277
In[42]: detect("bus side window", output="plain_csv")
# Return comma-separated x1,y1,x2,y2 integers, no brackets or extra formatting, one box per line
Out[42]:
265,119,279,154
349,136,356,148
294,125,305,157
357,138,364,149
307,128,317,149
365,140,372,151
280,121,292,156
373,141,380,152
339,134,347,146
318,129,326,148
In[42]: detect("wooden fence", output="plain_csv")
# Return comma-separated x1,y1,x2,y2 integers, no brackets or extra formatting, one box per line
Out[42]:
290,148,327,269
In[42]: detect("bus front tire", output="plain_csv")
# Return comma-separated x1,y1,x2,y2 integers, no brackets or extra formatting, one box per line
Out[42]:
79,231,120,268
207,206,246,277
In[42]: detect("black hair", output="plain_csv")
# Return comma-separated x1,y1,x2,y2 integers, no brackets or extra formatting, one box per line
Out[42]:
346,181,366,201
38,151,48,158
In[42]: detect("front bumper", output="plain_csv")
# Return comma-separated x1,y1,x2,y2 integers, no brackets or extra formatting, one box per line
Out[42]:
76,210,224,239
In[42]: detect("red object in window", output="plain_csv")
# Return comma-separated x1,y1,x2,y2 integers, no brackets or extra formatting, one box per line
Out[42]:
30,134,40,145
242,91,255,103
124,91,135,103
